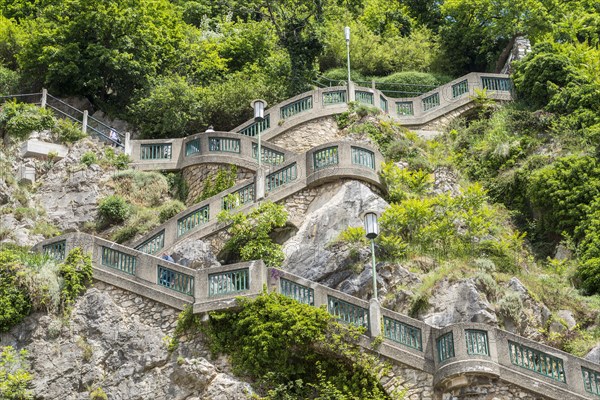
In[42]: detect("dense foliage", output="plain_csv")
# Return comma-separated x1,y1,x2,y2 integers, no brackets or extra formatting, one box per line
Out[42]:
0,346,32,400
0,246,93,332
218,201,287,267
203,292,390,399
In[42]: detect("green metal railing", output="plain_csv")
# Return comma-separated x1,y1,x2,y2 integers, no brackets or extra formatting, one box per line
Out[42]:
280,278,314,305
157,265,194,295
252,144,285,165
208,137,240,153
208,268,249,296
355,91,374,105
383,317,422,351
508,340,566,382
465,329,489,356
280,96,313,119
43,240,66,261
185,139,200,156
452,79,469,98
101,246,136,275
222,183,255,210
351,147,375,169
582,367,600,396
266,163,297,192
238,115,270,137
482,77,512,92
380,95,388,113
323,90,346,105
327,296,370,330
313,146,339,170
177,205,209,237
134,230,165,255
140,143,172,160
437,332,455,362
422,93,440,111
396,101,414,116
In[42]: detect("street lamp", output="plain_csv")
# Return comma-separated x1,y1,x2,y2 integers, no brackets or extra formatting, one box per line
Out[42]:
251,99,267,169
344,26,351,103
363,211,379,300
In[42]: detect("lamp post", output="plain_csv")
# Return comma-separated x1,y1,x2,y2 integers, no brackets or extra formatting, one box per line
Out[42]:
251,99,267,200
344,26,351,103
363,211,379,300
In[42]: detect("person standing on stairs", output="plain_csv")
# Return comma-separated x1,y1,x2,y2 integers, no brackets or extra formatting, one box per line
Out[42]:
110,128,121,147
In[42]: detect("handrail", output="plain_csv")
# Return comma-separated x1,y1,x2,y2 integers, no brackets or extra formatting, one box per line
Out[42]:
32,232,599,399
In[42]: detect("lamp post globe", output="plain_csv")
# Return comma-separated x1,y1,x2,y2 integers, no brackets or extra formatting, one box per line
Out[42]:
250,99,267,170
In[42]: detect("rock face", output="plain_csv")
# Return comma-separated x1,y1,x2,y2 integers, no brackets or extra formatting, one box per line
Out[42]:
282,180,388,288
424,279,497,327
170,239,221,269
2,283,252,400
33,139,113,231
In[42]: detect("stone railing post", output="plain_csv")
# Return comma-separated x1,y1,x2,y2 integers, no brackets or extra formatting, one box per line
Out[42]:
348,81,356,102
125,132,131,155
41,88,47,108
369,298,382,338
255,168,266,200
81,110,88,133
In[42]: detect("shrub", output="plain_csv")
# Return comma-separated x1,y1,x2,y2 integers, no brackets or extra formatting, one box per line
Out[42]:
53,118,86,144
89,387,108,400
0,346,32,400
97,195,129,226
0,101,55,140
497,291,523,324
197,165,237,203
158,200,185,223
111,225,139,244
206,292,388,398
374,71,452,97
0,251,31,332
111,170,168,207
218,202,287,267
59,248,93,310
0,66,20,96
80,151,98,167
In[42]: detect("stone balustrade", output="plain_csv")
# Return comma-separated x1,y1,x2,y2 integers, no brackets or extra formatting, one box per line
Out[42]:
129,140,384,255
34,233,600,399
231,72,513,141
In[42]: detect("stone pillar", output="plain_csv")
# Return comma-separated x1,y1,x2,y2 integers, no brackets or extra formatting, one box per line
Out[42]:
369,298,382,338
348,81,356,102
125,132,132,156
41,88,47,108
82,110,88,133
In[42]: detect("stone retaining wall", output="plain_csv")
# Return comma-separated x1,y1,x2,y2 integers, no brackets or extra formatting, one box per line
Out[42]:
182,163,254,205
269,116,342,153
438,375,551,400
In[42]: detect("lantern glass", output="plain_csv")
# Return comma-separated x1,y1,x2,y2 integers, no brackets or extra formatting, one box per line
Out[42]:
344,26,350,42
364,212,379,239
253,100,265,122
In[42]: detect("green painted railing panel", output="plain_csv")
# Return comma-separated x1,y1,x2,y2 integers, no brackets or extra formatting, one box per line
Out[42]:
313,146,339,170
266,163,297,192
222,183,255,210
141,143,172,160
508,340,566,382
327,296,370,330
280,278,314,306
238,115,270,137
177,206,209,237
437,332,455,362
452,79,469,98
422,93,440,111
43,240,66,261
101,246,136,275
380,95,388,113
465,329,489,356
355,91,374,105
396,101,414,116
323,90,346,105
208,268,249,296
157,265,194,295
208,137,240,153
482,77,512,92
383,317,422,351
252,144,285,165
582,367,600,396
351,147,375,169
134,230,165,255
280,96,313,119
185,139,200,156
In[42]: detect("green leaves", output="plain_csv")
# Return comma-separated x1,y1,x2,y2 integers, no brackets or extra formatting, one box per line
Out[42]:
0,346,32,400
